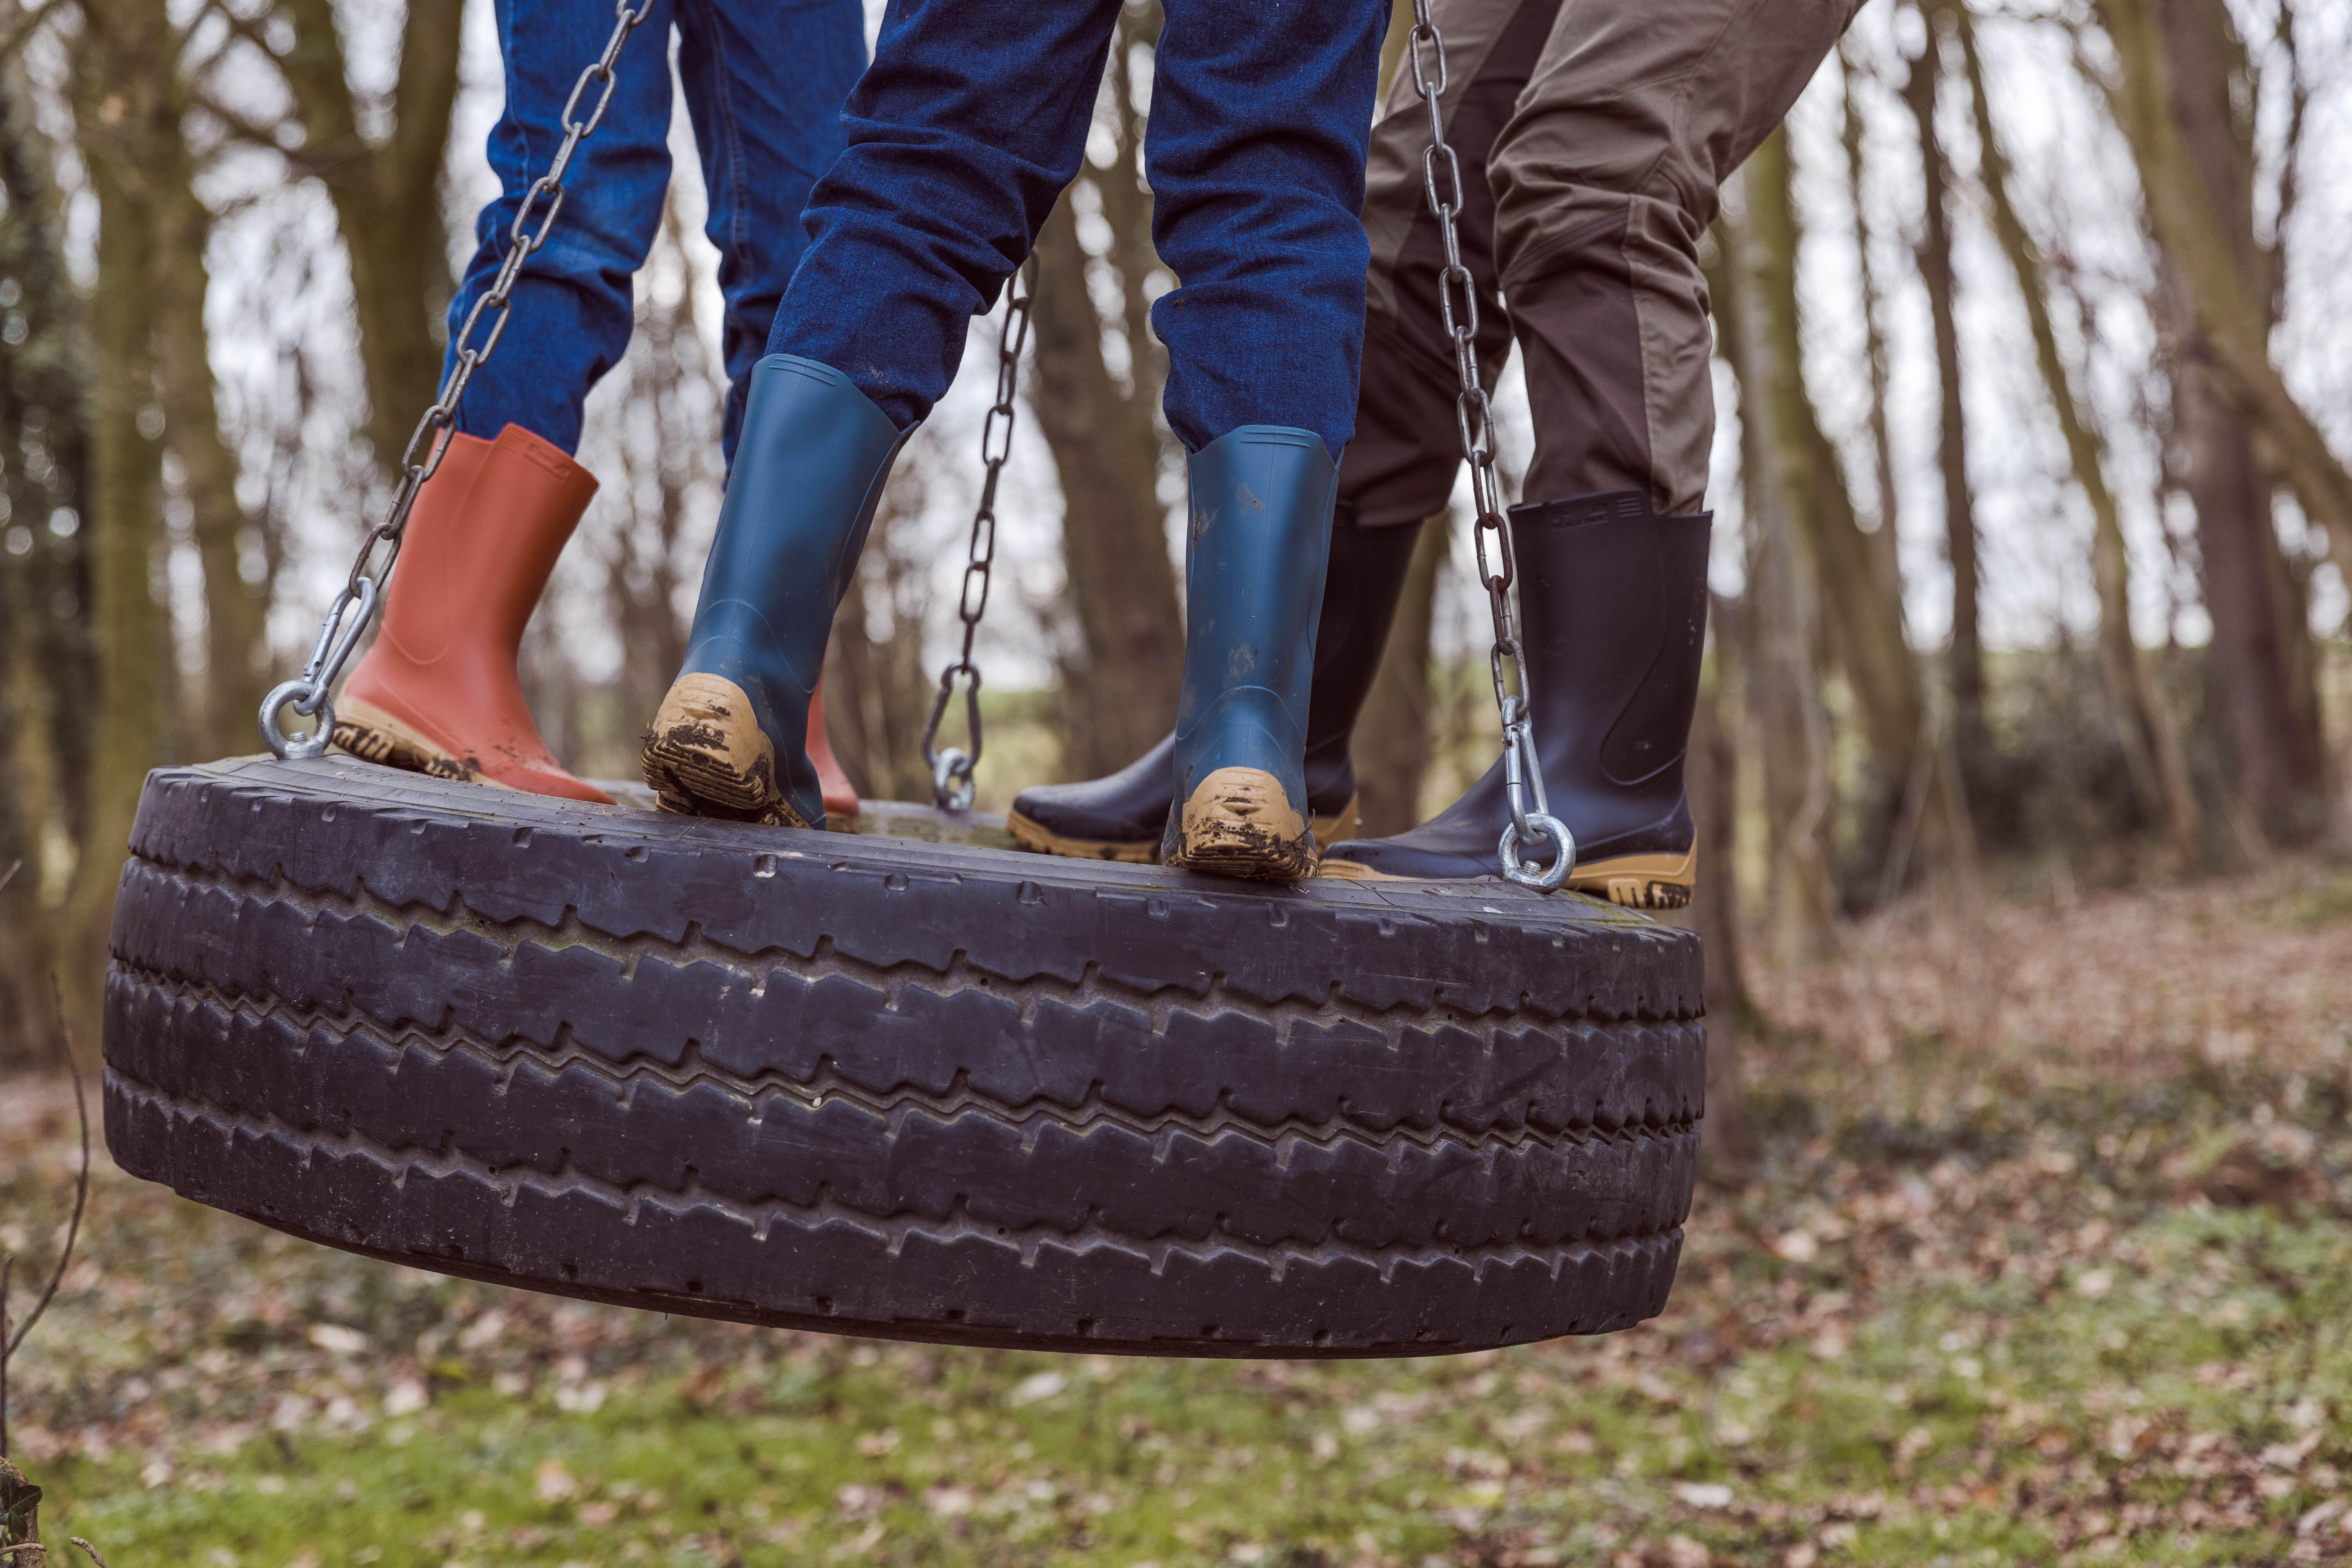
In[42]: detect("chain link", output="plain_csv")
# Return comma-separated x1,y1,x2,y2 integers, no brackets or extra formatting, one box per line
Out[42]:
921,255,1037,812
262,0,658,760
1406,0,1572,891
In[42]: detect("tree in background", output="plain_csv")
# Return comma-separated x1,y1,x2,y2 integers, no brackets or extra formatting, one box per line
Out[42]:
1954,0,2201,866
1026,0,1186,780
1901,0,1993,812
0,57,87,1067
2089,0,2337,849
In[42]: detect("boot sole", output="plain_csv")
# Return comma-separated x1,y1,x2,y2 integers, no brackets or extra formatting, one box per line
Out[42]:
641,673,813,830
1319,846,1698,910
332,697,499,789
1006,795,1357,866
1165,767,1316,883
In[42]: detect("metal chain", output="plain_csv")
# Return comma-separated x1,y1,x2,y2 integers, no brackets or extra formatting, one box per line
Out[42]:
261,0,658,760
920,256,1038,813
1406,0,1572,891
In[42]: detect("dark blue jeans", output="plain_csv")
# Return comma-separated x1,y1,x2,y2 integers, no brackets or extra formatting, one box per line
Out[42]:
764,0,1388,458
447,0,867,462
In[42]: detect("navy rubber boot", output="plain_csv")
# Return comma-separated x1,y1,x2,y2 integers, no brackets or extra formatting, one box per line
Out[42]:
1005,500,1420,862
1158,426,1337,882
642,355,910,829
1319,490,1710,906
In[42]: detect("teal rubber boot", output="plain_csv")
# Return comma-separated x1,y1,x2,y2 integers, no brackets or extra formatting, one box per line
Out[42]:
1160,426,1337,882
643,356,910,829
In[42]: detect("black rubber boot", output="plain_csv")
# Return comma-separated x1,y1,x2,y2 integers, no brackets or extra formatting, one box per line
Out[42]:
1007,500,1422,862
1319,490,1709,907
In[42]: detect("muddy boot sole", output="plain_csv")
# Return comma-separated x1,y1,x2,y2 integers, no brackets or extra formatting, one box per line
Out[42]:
1008,794,1358,866
641,672,811,829
332,697,494,788
1166,767,1316,883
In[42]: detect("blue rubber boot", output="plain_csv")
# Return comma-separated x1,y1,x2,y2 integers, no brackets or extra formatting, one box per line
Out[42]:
1159,426,1337,882
642,356,911,829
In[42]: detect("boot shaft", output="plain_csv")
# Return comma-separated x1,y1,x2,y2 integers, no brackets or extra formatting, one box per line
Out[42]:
378,426,598,667
1174,426,1338,791
1509,490,1711,809
687,354,911,701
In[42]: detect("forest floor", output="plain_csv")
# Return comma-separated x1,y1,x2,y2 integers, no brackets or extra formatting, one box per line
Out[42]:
4,863,2351,1568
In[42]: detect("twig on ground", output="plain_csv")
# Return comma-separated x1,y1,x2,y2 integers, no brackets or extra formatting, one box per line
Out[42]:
0,980,92,1461
67,1539,106,1568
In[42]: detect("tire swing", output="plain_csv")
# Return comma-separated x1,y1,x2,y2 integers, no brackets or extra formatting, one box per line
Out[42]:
99,0,1705,1358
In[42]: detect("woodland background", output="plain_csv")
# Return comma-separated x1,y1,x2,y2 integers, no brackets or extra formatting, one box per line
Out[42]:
0,0,2348,1058
3,0,2352,1562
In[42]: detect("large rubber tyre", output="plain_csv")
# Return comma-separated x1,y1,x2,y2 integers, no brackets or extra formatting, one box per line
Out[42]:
103,757,1705,1357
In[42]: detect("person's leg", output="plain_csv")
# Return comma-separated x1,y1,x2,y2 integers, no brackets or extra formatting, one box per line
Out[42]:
1008,0,1532,864
336,0,678,803
1142,0,1388,878
1322,0,1860,901
648,0,1125,831
447,0,678,455
1493,0,1860,512
678,0,867,463
759,0,1126,428
652,0,1386,872
1345,0,1563,529
679,0,869,820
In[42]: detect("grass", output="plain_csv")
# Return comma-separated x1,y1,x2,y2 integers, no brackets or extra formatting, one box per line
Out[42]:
4,865,2350,1566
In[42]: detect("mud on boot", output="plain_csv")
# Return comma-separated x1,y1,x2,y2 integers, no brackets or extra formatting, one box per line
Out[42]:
1006,501,1413,862
643,355,910,830
1158,426,1336,883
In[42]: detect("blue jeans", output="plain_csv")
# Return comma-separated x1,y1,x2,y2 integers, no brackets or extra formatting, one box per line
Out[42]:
447,0,867,462
763,0,1388,458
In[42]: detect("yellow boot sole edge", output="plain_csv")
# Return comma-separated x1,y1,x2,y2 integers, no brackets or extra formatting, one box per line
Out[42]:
641,672,813,829
1318,844,1698,909
1006,794,1358,866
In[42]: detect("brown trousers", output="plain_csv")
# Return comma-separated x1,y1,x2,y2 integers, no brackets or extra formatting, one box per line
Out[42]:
1341,0,1864,526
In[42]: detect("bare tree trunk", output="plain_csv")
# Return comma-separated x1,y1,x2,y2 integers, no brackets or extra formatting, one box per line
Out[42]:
1903,1,1988,788
1956,4,2200,864
1746,127,1932,898
0,570,54,1071
2176,352,2327,845
64,3,177,1040
1029,190,1185,779
1840,46,1905,608
0,62,82,1068
2092,0,2352,569
2091,0,2330,843
1714,169,1838,962
1350,518,1445,838
1688,614,1753,1177
238,0,465,473
150,140,269,758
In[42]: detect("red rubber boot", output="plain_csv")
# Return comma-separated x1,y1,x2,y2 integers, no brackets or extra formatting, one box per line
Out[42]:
807,675,860,827
334,425,613,803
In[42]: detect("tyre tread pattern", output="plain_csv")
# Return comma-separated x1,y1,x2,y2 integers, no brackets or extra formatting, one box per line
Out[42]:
103,759,1704,1356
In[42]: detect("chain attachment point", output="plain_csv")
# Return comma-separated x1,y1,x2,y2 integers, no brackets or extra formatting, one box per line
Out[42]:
260,0,657,759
